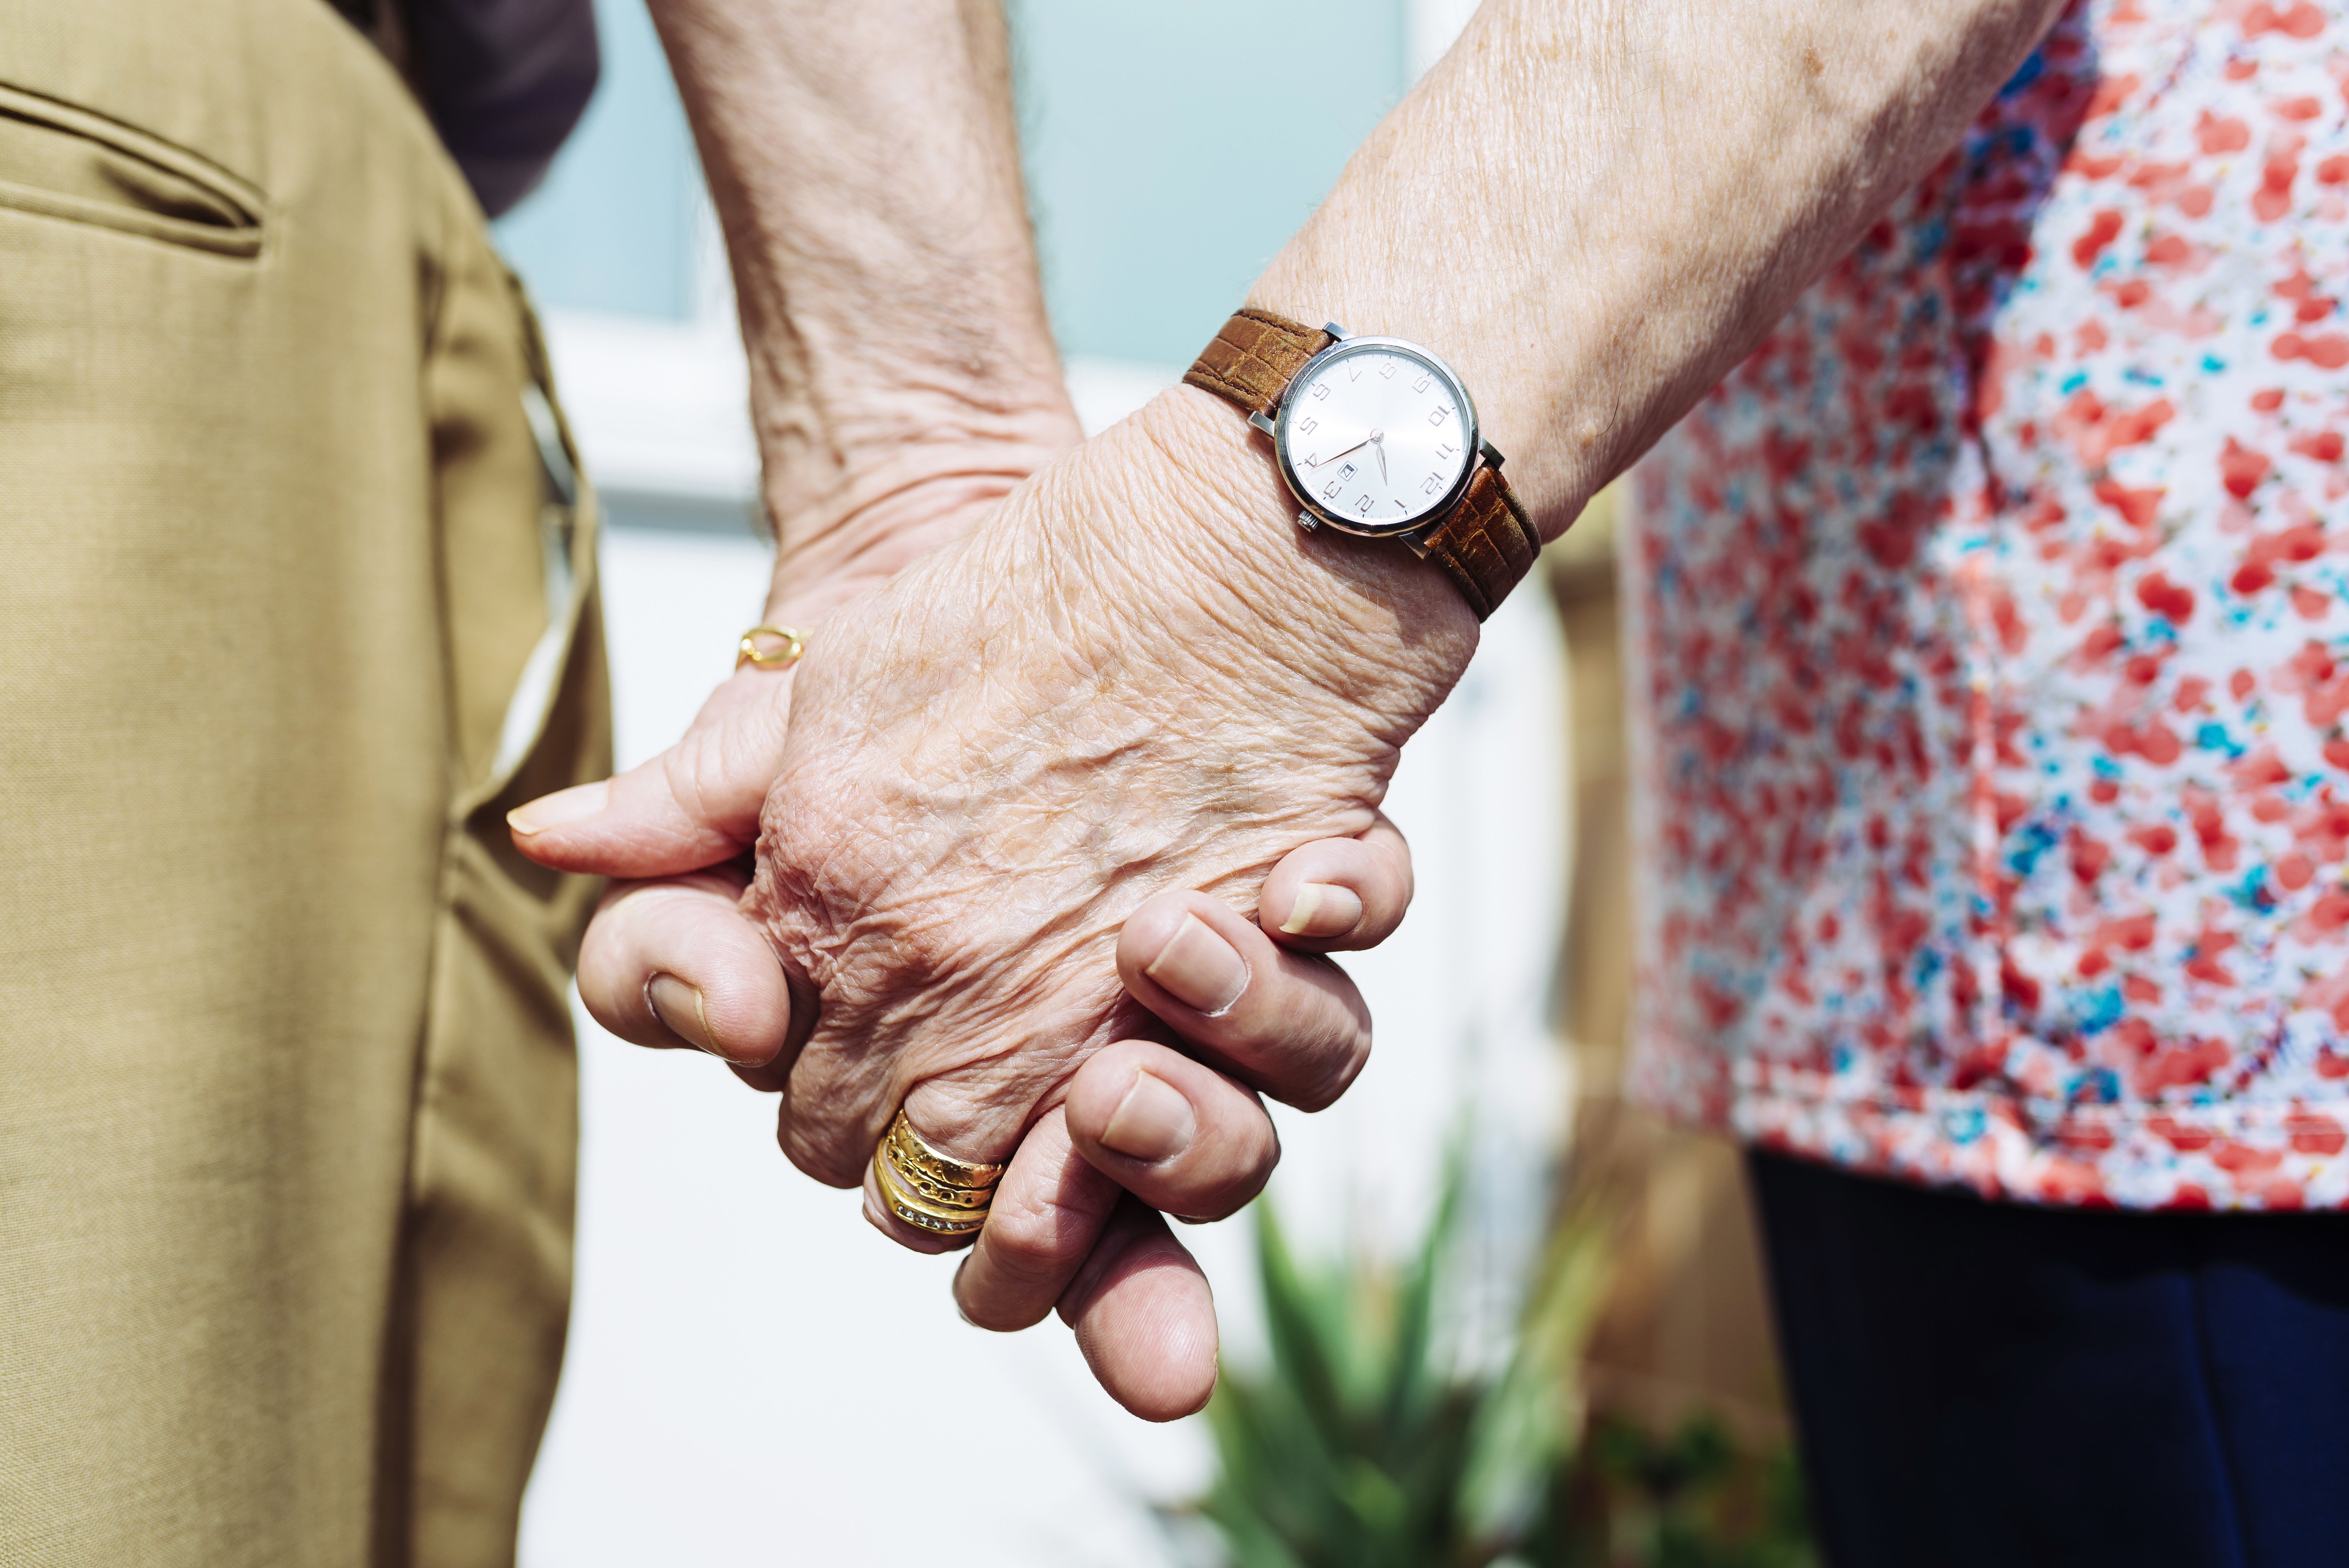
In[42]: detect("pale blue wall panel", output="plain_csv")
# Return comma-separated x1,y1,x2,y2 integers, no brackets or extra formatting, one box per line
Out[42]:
495,0,699,319
1013,0,1407,366
498,0,1408,357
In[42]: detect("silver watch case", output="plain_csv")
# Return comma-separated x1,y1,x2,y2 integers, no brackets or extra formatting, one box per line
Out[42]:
1246,324,1488,540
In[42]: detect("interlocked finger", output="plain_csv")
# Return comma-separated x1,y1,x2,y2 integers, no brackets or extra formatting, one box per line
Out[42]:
575,870,794,1072
1116,890,1372,1111
1060,1040,1280,1223
1254,814,1413,953
945,1107,1124,1309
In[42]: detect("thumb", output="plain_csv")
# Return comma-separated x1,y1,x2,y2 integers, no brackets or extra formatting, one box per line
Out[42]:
508,666,793,878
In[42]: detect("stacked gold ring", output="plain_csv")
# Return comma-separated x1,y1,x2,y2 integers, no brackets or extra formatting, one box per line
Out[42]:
872,1111,1005,1238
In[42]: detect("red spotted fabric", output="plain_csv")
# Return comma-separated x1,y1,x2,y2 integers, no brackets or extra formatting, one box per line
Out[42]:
1626,0,2349,1209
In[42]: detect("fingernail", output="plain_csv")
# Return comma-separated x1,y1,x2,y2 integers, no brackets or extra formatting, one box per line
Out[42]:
1280,881,1365,938
647,972,722,1056
1144,914,1250,1014
507,779,610,836
1100,1069,1196,1162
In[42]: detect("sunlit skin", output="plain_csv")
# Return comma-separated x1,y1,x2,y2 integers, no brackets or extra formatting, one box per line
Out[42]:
514,0,2070,1420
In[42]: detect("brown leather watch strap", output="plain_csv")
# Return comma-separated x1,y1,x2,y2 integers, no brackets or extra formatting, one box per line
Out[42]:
1185,308,1541,622
1182,309,1333,416
1416,465,1541,622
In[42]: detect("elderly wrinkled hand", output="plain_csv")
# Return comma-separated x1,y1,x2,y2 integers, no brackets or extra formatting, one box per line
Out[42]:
735,389,1469,1402
519,382,1465,1418
509,391,1450,1417
558,807,1413,1420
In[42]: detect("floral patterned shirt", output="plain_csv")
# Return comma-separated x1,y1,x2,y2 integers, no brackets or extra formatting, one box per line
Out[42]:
1626,0,2349,1209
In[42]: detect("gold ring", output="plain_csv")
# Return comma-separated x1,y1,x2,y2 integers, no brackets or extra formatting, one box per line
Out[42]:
873,1156,988,1237
888,1161,993,1210
736,625,807,670
885,1114,1007,1190
871,1110,1003,1239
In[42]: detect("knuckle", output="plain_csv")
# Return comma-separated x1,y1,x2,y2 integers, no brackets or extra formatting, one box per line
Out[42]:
979,1178,1113,1281
777,1103,870,1190
663,727,738,826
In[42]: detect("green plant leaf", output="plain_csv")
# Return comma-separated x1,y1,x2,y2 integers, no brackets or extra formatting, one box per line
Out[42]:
1189,1112,1818,1568
1254,1200,1350,1449
1382,1128,1467,1439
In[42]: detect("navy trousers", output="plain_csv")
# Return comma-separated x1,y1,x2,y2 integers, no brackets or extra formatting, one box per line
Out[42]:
1748,1150,2349,1568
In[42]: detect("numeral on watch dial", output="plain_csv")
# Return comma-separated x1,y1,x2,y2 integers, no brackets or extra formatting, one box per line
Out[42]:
1283,346,1471,532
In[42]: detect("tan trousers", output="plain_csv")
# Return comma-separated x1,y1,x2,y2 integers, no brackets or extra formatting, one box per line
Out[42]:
0,1,610,1562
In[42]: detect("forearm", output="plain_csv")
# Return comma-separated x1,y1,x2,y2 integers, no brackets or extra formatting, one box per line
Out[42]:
646,0,1081,618
1252,0,2065,534
1037,0,2060,758
1088,0,2066,703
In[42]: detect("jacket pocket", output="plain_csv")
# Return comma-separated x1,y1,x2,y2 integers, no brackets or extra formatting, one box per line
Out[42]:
0,83,264,258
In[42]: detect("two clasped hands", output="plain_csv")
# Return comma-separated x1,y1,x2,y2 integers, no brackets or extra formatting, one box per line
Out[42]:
508,378,1436,1419
500,0,2060,1420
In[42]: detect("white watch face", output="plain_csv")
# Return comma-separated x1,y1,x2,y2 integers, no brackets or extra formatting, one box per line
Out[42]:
1275,339,1477,536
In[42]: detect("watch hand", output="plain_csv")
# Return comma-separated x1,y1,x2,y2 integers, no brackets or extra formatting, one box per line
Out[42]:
1311,437,1374,469
1375,436,1387,484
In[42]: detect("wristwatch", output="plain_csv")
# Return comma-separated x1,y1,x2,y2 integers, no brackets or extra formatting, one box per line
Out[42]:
1183,309,1540,620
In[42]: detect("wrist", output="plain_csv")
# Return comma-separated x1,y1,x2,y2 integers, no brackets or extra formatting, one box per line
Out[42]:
1068,385,1479,740
761,387,1082,627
